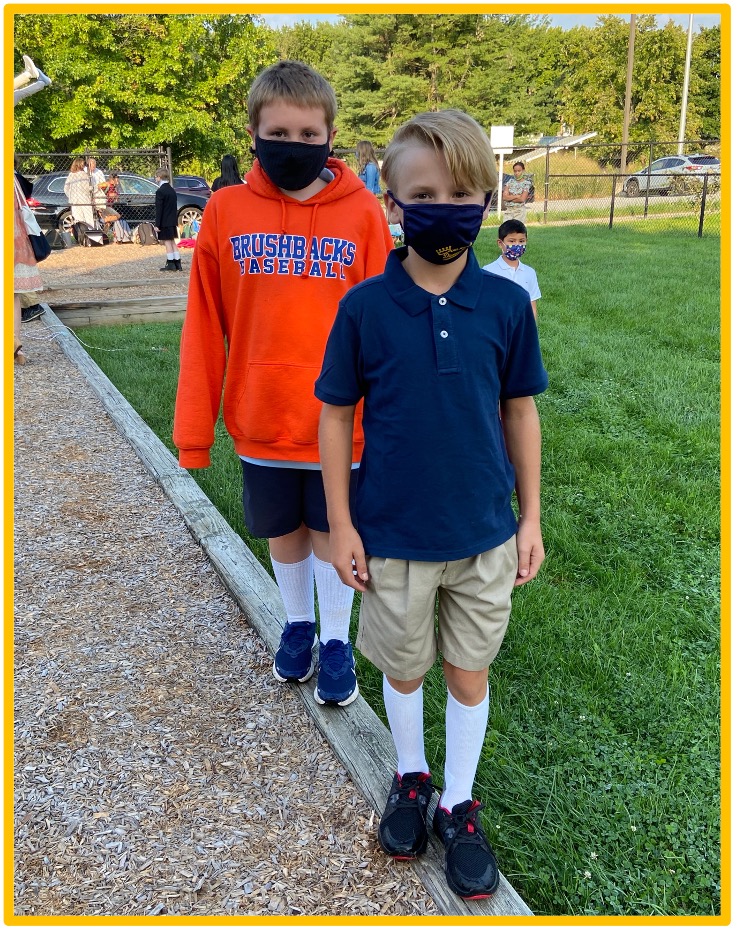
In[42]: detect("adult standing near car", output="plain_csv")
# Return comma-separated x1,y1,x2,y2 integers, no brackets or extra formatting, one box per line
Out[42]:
502,161,532,222
63,157,95,228
211,154,244,191
87,157,107,221
154,167,181,272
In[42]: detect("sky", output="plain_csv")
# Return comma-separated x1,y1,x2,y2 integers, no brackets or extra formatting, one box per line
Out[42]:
260,12,721,31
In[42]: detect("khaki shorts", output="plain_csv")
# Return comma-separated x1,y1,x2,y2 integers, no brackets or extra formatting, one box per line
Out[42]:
357,536,518,681
502,204,528,222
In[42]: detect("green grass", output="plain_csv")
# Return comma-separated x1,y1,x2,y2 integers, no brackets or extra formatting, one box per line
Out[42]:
75,224,722,917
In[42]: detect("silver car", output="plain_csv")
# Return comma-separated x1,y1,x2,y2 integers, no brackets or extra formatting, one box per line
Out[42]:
623,154,720,196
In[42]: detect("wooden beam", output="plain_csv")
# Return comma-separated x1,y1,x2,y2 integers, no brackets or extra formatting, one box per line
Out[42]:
50,294,187,327
41,305,533,918
43,278,183,291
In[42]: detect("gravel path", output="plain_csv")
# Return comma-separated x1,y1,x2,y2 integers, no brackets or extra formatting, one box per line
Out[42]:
38,242,192,305
13,324,438,918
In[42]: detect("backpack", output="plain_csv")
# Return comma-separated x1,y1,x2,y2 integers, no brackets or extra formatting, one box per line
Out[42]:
72,221,106,247
72,221,90,246
134,221,158,246
112,218,133,243
45,228,73,250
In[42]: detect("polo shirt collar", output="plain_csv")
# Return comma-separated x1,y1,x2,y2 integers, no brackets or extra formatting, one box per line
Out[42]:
385,247,484,316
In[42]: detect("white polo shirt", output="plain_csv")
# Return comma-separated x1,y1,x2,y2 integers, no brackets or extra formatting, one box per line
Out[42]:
483,254,541,302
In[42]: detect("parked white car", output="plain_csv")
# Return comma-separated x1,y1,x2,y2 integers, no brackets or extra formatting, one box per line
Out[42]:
623,154,720,196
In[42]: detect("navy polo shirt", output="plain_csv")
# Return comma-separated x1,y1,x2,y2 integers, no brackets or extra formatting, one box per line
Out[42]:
315,248,548,561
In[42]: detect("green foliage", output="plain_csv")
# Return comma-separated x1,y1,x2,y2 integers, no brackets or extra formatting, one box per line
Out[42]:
14,13,721,173
13,13,275,171
279,13,720,146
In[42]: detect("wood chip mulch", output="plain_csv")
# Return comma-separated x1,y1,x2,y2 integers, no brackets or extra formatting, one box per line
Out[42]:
13,325,438,918
39,242,192,306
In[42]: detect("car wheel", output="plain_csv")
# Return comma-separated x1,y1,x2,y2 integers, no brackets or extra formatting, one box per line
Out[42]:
625,179,640,197
59,209,75,234
178,207,203,227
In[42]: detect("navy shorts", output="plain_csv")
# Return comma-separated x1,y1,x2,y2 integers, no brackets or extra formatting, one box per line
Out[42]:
241,460,359,539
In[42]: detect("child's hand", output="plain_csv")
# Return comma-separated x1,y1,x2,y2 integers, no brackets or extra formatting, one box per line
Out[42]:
330,524,370,592
514,517,545,586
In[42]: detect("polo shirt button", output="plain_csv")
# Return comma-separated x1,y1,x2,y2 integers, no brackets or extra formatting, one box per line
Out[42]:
439,297,448,305
440,330,449,338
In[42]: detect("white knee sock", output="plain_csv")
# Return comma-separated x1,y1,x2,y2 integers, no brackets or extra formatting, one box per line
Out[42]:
313,556,354,644
383,675,430,777
440,686,489,811
270,554,315,623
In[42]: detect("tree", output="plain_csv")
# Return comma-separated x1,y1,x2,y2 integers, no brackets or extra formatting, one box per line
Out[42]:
690,25,721,140
558,15,720,147
13,13,275,173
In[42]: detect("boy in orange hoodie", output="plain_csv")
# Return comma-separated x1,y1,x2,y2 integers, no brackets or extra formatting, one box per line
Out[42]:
174,61,393,706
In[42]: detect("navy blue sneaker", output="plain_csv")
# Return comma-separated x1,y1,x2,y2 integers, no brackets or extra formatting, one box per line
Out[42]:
378,771,434,859
272,620,317,682
432,799,499,899
313,639,359,706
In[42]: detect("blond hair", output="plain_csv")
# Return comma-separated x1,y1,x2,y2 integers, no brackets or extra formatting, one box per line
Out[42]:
382,109,497,195
248,60,337,133
70,156,85,172
355,140,379,174
154,167,169,180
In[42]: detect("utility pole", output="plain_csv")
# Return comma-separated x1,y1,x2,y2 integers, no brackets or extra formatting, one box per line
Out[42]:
677,14,695,154
620,14,636,175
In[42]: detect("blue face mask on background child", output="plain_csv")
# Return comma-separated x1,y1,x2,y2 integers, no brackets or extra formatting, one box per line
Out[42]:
388,192,490,265
502,243,527,261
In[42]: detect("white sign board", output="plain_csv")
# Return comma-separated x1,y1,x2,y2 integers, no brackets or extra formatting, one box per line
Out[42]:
490,125,514,155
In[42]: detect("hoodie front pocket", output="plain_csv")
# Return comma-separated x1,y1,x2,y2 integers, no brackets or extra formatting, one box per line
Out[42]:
228,363,321,446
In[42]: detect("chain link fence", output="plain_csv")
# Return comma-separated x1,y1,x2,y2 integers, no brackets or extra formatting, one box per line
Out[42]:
15,147,183,235
340,137,721,238
492,138,721,237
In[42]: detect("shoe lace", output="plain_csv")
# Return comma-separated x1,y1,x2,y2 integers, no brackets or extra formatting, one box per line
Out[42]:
282,620,314,651
319,639,351,676
395,773,438,806
451,800,485,838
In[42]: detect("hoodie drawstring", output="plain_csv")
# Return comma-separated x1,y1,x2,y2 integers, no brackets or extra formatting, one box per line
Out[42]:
301,203,320,279
279,199,287,235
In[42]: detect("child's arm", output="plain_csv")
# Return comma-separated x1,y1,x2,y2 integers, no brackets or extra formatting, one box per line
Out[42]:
319,403,370,592
531,299,538,319
500,395,544,585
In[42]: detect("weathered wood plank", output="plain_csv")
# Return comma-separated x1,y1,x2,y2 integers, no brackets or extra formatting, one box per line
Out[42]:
43,305,533,917
55,309,185,328
44,278,182,291
52,294,186,310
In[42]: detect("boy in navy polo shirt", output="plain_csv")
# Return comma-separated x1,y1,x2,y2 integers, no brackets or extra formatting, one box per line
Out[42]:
315,109,547,900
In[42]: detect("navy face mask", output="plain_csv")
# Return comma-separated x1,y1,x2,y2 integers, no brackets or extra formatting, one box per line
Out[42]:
253,137,331,192
388,192,490,265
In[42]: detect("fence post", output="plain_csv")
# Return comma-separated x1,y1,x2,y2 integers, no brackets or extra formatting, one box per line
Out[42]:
698,173,708,237
543,145,550,224
643,141,654,218
609,175,617,229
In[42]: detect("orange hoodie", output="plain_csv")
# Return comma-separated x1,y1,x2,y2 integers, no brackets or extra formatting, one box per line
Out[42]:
174,159,394,468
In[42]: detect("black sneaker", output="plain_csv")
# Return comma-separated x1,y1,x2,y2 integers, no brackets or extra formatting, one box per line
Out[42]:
378,771,434,859
21,304,44,322
272,620,317,682
432,799,499,899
